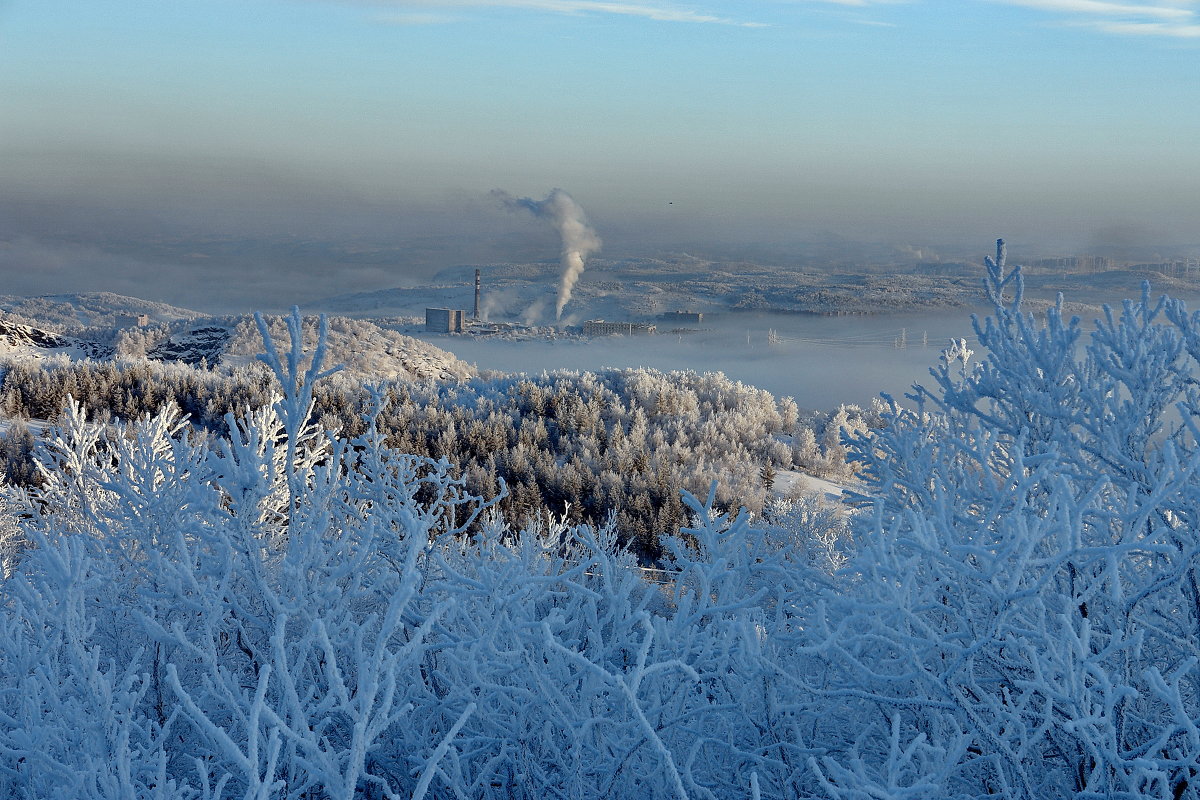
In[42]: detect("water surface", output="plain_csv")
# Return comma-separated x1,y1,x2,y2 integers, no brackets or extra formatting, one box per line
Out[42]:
414,310,986,411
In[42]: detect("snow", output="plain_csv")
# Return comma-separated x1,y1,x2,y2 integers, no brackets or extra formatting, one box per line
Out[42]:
773,469,847,506
0,291,202,329
0,307,475,383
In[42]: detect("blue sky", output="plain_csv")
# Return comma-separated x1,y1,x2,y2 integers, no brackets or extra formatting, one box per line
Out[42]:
1,0,1198,306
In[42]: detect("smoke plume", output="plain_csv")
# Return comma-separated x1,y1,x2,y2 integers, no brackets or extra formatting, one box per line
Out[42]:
493,188,601,320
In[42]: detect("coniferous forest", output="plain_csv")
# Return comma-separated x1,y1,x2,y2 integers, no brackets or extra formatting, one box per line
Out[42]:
0,341,875,559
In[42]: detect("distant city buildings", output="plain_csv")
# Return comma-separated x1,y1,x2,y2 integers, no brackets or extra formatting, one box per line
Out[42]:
1025,255,1200,276
583,320,656,336
1126,259,1200,276
1027,255,1115,273
426,308,465,333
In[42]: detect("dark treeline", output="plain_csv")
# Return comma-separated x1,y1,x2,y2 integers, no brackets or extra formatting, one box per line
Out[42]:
0,357,857,558
314,369,800,557
0,358,274,428
0,357,275,492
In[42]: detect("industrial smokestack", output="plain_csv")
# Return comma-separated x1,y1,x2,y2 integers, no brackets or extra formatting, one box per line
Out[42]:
492,188,601,320
474,269,481,320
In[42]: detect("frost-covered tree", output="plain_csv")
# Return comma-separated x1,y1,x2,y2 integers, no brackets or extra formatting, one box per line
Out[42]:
0,349,809,555
0,310,490,799
823,240,1200,798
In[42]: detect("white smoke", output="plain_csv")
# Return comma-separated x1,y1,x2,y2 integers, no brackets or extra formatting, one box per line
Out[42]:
521,296,549,327
493,188,601,320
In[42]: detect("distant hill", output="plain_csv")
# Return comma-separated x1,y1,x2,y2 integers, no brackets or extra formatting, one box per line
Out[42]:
221,314,475,381
0,317,112,360
0,291,204,330
306,255,1200,325
305,256,998,323
0,295,474,382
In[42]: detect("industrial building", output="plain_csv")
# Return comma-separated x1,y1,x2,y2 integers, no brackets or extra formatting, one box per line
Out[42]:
115,314,152,328
583,320,656,337
426,308,465,333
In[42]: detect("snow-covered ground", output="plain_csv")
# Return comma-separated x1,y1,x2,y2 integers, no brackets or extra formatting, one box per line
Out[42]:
0,291,201,329
773,469,847,507
0,302,476,383
0,418,49,436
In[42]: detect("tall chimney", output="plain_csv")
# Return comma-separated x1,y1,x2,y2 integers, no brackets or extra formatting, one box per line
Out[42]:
474,268,481,320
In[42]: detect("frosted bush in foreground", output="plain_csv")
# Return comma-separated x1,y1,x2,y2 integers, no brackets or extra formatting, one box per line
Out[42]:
0,308,830,798
4,242,1200,800
832,241,1200,798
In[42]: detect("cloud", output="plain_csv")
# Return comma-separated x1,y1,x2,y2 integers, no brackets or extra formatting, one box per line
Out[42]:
376,11,462,22
1088,18,1200,32
372,0,766,26
791,0,1200,36
989,0,1200,37
776,0,908,6
998,0,1192,19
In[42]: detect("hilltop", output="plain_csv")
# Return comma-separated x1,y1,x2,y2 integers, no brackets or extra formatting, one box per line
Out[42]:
0,291,203,330
0,298,474,382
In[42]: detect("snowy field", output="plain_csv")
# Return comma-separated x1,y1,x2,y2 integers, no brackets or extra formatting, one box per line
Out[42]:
773,469,845,506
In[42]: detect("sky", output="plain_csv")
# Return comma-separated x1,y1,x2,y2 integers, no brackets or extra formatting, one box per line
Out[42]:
1,0,1198,310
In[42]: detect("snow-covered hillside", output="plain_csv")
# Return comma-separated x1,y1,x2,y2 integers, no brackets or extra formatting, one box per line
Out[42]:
223,314,475,381
0,317,110,359
308,255,990,323
0,291,203,330
0,299,474,382
308,254,1200,326
7,246,1200,798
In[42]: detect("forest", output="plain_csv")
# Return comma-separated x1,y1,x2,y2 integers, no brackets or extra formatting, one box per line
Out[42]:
1,243,1199,798
0,344,873,558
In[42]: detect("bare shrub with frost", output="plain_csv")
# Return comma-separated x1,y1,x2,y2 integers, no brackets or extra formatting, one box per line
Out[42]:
826,240,1200,798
